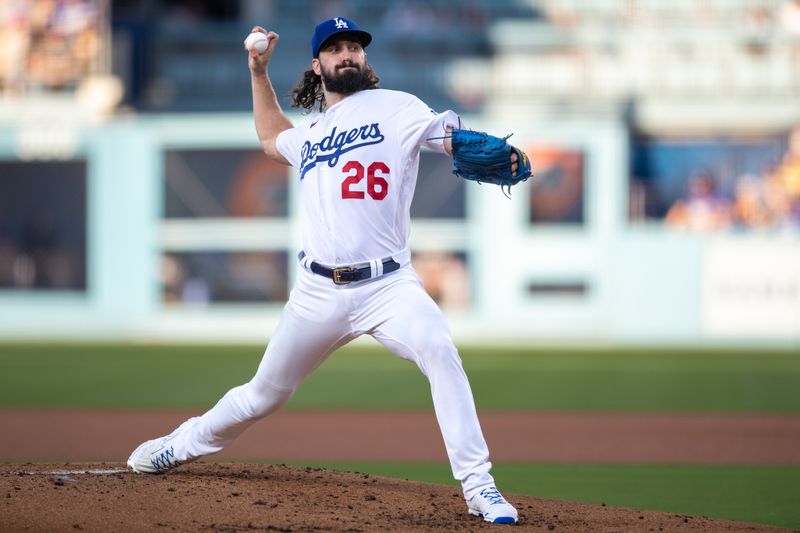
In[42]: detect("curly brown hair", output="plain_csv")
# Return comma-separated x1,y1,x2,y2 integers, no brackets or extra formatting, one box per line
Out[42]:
290,66,380,113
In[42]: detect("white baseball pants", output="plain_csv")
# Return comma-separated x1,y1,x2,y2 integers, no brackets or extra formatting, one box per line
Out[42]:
165,264,495,500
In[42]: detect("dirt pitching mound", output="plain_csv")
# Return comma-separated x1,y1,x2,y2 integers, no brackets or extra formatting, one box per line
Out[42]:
1,463,788,532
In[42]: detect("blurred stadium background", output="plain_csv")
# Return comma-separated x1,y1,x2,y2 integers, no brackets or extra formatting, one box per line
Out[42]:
0,0,799,346
1,1,800,528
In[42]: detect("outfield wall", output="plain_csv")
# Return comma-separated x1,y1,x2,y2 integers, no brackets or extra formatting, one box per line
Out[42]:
0,110,798,346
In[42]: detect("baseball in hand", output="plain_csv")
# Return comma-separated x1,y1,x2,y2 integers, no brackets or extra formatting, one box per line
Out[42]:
244,32,270,54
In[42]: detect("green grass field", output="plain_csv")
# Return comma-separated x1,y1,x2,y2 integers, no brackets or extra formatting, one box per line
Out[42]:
1,342,799,528
1,343,799,411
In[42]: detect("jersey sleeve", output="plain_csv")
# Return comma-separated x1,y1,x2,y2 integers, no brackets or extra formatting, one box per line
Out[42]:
397,96,461,155
275,125,304,169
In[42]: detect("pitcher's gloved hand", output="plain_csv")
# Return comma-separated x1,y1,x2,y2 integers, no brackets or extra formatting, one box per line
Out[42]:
450,129,532,195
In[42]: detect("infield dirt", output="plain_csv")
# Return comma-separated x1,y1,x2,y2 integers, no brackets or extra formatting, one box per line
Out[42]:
1,462,792,532
2,410,799,531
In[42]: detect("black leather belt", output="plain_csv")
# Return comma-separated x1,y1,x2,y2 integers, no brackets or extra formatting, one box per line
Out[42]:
298,251,401,285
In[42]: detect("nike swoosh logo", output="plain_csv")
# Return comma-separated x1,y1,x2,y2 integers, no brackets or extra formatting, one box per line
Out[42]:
310,119,320,128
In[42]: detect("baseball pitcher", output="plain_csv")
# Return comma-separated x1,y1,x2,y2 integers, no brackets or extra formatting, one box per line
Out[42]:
128,16,531,525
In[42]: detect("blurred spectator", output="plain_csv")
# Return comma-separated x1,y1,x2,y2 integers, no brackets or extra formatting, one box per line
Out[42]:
412,251,470,310
773,127,800,224
779,0,800,35
780,128,800,191
762,167,793,225
665,172,733,233
0,0,103,94
729,128,800,231
731,174,771,229
0,0,31,94
662,129,800,233
731,166,798,231
161,254,186,303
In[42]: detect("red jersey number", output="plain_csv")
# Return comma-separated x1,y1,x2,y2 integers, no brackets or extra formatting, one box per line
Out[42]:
341,161,389,200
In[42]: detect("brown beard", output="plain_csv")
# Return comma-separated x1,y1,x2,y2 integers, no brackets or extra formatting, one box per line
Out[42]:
321,62,375,95
291,64,380,113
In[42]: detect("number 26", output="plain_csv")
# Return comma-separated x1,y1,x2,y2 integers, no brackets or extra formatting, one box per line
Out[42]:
341,161,389,200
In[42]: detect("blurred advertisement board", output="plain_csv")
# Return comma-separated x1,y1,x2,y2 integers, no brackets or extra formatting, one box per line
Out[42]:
702,239,800,339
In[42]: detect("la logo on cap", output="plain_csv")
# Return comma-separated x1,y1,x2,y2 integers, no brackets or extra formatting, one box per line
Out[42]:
311,16,371,58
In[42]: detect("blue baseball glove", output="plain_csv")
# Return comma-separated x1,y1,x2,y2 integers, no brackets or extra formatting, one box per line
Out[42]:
450,129,532,195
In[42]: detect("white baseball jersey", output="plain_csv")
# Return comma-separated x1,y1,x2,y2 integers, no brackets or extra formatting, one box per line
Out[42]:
132,89,498,505
125,53,504,510
276,89,460,266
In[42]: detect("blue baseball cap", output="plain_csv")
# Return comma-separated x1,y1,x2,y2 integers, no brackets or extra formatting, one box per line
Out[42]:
311,17,372,58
